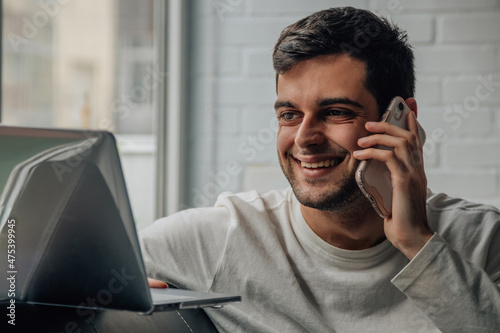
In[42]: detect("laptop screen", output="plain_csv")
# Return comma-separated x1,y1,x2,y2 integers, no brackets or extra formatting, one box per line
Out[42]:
0,126,152,312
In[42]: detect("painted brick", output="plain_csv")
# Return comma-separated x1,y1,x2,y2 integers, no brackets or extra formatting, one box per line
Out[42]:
216,78,276,105
217,48,242,75
369,0,405,15
249,0,369,14
210,0,246,20
439,13,500,44
216,107,241,134
217,18,294,45
423,153,439,168
242,106,277,135
216,133,244,162
444,141,500,167
186,160,244,206
372,0,500,12
219,131,277,164
241,164,289,193
212,160,244,193
393,15,434,44
443,75,500,105
415,77,441,105
422,142,439,168
418,107,494,138
414,46,498,74
426,170,497,198
244,49,274,77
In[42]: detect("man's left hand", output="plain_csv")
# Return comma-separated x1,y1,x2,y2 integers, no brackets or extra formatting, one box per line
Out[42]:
354,107,433,260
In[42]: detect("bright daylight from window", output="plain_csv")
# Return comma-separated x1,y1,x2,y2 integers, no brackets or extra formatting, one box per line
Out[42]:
1,0,158,229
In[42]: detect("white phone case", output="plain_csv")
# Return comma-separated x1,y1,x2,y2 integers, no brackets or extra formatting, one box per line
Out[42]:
355,97,426,217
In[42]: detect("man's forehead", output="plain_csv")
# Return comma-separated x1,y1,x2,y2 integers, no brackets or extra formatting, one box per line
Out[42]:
274,55,378,116
276,56,367,93
275,54,367,89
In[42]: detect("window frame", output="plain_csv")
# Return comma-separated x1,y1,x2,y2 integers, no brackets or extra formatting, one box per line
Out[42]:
155,0,187,218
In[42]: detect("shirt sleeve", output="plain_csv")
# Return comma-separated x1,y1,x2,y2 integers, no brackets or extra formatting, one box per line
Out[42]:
391,233,500,332
139,206,233,292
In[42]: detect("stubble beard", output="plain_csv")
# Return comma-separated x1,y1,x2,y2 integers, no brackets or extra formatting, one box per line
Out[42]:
280,154,367,214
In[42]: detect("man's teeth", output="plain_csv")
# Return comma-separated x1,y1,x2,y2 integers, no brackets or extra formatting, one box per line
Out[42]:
301,159,340,169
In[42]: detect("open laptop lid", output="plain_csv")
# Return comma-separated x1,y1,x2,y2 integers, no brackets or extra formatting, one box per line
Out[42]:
0,125,154,312
0,125,240,313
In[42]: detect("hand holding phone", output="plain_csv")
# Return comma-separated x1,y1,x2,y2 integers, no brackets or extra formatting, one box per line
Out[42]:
355,97,426,218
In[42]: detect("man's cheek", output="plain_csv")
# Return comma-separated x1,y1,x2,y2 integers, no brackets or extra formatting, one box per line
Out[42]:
276,129,293,152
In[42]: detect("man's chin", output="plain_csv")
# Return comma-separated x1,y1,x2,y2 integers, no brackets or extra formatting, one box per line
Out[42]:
280,157,366,212
295,190,363,213
290,173,366,213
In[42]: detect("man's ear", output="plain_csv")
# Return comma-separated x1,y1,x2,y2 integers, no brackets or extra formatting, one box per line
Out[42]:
405,97,418,117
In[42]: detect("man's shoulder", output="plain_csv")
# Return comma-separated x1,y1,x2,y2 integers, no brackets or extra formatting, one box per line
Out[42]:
215,188,293,210
211,188,296,230
152,188,293,226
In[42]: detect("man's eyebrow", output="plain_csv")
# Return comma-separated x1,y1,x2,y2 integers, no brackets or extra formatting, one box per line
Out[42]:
317,97,363,109
274,100,297,110
274,98,364,111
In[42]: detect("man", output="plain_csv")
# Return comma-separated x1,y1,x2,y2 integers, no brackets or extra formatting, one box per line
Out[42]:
141,7,500,332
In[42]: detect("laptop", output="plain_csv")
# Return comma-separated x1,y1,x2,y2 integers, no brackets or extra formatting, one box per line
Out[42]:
0,125,241,314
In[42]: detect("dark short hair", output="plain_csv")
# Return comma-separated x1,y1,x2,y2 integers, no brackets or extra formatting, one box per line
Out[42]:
272,7,415,116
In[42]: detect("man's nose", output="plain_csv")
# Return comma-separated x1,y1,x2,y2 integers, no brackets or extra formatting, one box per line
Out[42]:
295,116,326,148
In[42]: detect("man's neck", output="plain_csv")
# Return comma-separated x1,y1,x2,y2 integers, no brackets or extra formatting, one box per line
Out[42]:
300,202,386,250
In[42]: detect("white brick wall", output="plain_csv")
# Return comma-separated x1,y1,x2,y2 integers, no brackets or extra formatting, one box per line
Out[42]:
372,0,499,11
439,13,500,43
185,0,500,208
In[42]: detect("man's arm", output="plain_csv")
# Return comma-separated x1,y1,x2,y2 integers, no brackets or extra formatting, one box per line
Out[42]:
139,206,231,291
354,99,500,330
392,232,500,332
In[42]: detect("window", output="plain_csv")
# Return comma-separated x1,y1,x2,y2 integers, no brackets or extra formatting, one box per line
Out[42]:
1,0,167,229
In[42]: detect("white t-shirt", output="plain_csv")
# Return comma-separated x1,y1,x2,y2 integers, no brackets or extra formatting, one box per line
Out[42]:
140,188,500,332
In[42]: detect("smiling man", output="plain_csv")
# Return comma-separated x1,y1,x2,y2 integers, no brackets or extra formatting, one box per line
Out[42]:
141,7,500,332
275,54,390,250
275,55,375,214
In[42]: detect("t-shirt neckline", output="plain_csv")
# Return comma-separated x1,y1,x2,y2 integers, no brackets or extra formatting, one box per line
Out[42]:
288,189,396,265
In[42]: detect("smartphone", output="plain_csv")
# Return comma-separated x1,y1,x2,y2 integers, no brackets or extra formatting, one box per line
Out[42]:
355,96,426,218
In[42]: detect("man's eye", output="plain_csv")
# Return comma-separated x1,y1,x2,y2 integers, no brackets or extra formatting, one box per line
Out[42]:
326,109,353,117
279,112,297,121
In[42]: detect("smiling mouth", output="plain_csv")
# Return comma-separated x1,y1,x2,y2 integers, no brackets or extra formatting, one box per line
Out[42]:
296,158,343,169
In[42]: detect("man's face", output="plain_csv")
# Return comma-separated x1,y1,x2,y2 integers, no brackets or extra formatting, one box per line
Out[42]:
275,54,379,212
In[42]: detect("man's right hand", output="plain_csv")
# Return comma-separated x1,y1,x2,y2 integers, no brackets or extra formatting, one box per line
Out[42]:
148,277,169,288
